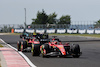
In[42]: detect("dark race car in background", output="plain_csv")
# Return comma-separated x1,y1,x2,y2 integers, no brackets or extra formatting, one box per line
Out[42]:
17,33,49,53
17,37,40,52
18,31,49,52
20,32,30,38
20,32,48,39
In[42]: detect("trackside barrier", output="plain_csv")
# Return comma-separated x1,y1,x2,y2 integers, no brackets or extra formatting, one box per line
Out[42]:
26,29,34,33
95,30,100,34
14,29,100,34
57,29,66,33
78,29,86,34
36,29,45,33
14,29,24,33
67,29,72,34
46,29,55,33
87,29,94,34
67,29,77,34
72,29,77,33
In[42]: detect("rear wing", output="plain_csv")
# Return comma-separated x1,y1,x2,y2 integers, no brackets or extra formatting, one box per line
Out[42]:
37,33,48,39
24,36,35,40
52,36,57,38
40,39,50,44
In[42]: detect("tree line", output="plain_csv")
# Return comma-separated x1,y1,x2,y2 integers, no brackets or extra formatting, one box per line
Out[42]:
31,9,100,29
32,10,71,24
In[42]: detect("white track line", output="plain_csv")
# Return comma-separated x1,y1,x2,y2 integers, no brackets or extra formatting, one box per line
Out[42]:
0,38,36,67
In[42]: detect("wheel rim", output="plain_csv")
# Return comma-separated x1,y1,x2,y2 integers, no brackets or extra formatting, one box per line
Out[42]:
43,49,46,54
21,44,23,51
32,44,34,55
41,49,46,57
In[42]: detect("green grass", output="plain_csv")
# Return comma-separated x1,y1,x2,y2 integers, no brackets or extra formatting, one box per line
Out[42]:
49,33,100,38
0,44,3,47
0,33,21,35
2,33,100,38
10,33,21,35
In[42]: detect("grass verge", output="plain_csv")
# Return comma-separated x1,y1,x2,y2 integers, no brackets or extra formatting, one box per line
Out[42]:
0,44,3,47
49,33,100,38
1,33,100,38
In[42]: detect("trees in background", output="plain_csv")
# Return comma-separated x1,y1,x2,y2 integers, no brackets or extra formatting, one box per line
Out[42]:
96,20,100,24
58,15,71,24
32,10,71,24
47,12,57,24
94,19,100,28
32,10,48,24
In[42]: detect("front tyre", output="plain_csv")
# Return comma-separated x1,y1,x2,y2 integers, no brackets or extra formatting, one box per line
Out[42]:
32,44,40,56
71,44,80,58
40,44,50,58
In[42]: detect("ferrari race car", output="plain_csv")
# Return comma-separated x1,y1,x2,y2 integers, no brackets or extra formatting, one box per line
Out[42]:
17,37,40,52
18,31,49,52
40,37,82,58
17,35,49,53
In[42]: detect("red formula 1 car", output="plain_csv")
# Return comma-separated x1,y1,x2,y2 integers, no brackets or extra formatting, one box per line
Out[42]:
17,32,49,52
40,37,82,58
17,37,40,52
17,36,49,57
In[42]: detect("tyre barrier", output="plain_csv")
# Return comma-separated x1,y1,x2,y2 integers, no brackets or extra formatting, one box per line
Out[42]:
57,29,66,33
95,30,100,34
14,28,100,34
14,29,24,33
26,29,34,33
87,29,94,34
46,29,55,33
36,29,45,33
67,29,77,34
78,29,86,34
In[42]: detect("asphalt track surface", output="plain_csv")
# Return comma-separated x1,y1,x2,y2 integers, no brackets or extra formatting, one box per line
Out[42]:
0,35,100,67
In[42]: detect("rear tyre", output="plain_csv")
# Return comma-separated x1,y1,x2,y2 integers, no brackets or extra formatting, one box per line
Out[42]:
20,35,22,38
17,41,21,51
45,34,49,39
71,44,80,58
21,41,27,52
23,41,27,48
32,44,40,56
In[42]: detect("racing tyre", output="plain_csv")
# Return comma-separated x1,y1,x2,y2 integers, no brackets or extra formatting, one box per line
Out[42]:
71,44,80,58
20,35,22,38
17,41,21,51
45,34,49,39
21,41,27,52
40,44,50,58
32,44,40,56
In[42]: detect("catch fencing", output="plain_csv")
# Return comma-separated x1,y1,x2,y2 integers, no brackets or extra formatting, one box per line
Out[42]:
1,21,100,34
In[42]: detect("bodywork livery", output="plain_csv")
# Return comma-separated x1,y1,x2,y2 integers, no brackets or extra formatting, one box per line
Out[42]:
40,37,82,58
